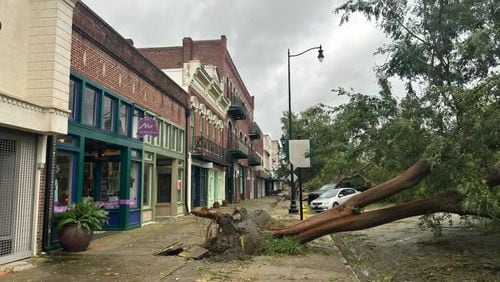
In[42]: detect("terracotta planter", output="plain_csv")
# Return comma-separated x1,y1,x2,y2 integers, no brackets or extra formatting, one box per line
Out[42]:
58,223,93,252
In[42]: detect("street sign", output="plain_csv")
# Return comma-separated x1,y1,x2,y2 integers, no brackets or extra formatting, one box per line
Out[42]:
289,139,311,168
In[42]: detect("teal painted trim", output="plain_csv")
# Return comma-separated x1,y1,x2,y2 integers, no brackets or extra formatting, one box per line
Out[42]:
69,122,142,150
144,143,184,160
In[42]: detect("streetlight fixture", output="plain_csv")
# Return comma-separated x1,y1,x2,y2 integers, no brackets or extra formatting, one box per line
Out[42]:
287,45,324,214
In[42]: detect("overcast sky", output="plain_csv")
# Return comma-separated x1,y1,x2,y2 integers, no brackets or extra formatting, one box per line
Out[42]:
82,0,397,140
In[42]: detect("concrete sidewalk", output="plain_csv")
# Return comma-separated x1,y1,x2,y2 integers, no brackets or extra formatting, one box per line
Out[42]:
1,196,358,281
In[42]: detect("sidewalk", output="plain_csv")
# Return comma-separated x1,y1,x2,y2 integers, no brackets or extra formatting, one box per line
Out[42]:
1,196,358,281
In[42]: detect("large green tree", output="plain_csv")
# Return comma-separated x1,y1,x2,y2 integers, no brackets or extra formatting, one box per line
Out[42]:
274,0,500,243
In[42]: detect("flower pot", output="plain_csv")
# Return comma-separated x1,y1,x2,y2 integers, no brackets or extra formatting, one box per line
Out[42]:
58,223,93,252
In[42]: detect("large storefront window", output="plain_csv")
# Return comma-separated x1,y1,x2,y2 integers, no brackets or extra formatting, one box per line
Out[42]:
143,163,153,207
130,162,140,208
177,161,184,204
54,153,75,213
83,86,98,127
101,161,121,209
83,162,94,198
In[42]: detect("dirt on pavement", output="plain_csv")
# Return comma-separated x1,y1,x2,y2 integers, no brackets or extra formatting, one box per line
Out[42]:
0,196,357,282
2,196,499,281
332,213,500,281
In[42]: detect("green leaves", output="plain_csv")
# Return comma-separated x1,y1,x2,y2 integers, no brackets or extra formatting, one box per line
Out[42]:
53,198,109,232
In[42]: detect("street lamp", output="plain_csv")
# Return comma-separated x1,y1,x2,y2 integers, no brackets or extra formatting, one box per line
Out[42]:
287,45,324,214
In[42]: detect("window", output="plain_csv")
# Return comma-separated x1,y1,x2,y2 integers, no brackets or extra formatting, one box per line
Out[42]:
100,161,120,209
171,127,177,150
164,124,170,148
178,130,184,152
155,120,162,146
143,163,153,207
82,86,98,126
54,153,75,213
102,95,116,132
129,162,140,208
132,109,143,139
119,103,130,136
177,162,184,204
69,78,80,121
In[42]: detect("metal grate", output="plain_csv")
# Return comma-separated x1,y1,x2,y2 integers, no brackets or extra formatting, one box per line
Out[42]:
0,128,37,264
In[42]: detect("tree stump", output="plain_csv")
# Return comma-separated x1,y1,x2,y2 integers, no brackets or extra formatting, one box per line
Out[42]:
192,207,272,261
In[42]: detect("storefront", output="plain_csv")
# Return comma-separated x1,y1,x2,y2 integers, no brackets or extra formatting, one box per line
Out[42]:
53,74,144,234
141,115,185,222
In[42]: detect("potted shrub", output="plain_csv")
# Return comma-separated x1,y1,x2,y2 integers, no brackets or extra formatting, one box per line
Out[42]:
54,198,108,252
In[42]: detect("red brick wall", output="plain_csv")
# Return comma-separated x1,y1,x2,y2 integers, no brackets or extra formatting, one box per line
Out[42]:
71,31,186,126
140,47,184,69
72,2,188,125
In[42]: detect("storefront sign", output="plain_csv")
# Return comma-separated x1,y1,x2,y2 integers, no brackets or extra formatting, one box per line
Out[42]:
137,117,158,137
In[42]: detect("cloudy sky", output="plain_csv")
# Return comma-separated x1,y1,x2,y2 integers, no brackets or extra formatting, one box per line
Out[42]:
83,0,396,140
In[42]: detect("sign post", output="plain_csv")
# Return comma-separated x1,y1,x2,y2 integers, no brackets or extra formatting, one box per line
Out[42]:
289,139,311,220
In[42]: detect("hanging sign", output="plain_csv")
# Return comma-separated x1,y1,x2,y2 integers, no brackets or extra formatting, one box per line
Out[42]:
137,117,158,137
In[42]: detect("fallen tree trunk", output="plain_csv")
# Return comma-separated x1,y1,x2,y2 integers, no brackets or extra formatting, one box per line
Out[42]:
274,161,430,237
273,161,500,244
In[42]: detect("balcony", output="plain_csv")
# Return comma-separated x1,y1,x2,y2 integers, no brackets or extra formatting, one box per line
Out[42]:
191,136,227,165
248,153,262,166
249,122,261,140
227,95,247,120
227,139,249,159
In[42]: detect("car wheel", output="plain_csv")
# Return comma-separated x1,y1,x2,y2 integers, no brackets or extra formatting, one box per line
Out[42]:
332,202,339,208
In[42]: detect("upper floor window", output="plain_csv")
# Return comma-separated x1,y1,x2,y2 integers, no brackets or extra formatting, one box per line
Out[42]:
69,78,80,121
132,108,144,139
119,103,131,136
82,86,99,127
102,95,116,132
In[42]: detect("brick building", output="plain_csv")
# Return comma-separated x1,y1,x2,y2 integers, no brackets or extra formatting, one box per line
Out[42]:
163,59,230,209
140,36,263,204
47,0,190,249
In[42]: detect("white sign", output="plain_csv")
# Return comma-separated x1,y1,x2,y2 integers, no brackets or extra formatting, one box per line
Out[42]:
289,139,311,168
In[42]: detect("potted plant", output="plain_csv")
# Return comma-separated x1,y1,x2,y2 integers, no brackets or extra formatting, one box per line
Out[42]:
53,198,109,252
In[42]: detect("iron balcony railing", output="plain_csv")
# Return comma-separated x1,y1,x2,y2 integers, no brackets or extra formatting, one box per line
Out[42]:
191,136,226,164
248,153,262,166
227,139,249,159
227,95,248,120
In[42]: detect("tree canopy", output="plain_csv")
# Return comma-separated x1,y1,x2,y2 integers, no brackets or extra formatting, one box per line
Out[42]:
280,0,500,216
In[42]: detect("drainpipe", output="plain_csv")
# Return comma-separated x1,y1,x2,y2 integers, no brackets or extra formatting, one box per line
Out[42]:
42,135,55,251
184,107,192,215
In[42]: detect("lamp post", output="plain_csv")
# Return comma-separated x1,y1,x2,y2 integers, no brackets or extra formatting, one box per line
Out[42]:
287,45,324,214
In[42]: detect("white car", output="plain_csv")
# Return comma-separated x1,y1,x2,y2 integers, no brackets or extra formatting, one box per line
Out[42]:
310,188,360,212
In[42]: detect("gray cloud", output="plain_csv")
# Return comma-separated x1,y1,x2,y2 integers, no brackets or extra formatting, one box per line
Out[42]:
83,0,398,140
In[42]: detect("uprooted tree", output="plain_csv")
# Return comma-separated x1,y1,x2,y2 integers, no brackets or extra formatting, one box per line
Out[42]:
273,0,500,242
194,0,500,255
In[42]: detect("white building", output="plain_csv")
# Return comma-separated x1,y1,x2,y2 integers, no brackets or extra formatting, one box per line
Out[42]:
0,0,77,264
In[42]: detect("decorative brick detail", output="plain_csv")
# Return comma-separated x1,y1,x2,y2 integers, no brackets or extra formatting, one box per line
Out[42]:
72,2,189,122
